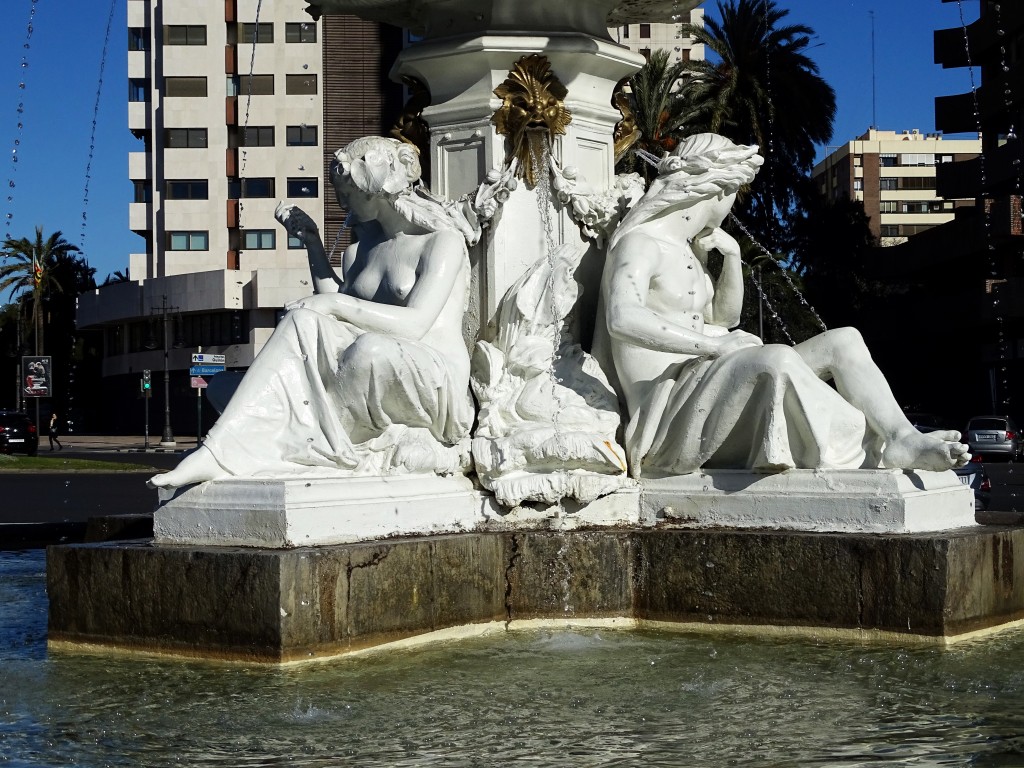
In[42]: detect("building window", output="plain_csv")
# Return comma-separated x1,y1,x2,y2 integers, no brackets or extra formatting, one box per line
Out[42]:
232,126,275,147
852,179,863,191
639,23,651,38
168,231,209,251
165,179,209,200
243,229,276,249
164,76,208,97
285,74,317,95
228,177,275,198
901,202,930,214
165,128,208,148
286,125,318,146
622,25,630,39
879,225,900,238
639,48,652,61
129,79,148,102
900,176,936,190
937,154,954,164
285,22,317,43
128,28,147,51
880,177,898,191
853,155,862,167
287,234,305,249
900,153,935,167
229,74,274,96
880,201,897,213
165,25,207,45
132,181,151,203
287,178,318,197
879,153,898,167
239,22,274,43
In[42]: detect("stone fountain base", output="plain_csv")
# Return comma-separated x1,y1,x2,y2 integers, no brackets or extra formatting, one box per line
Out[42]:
47,524,1024,663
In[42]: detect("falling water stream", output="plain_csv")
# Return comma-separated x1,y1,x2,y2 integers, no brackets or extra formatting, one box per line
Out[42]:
5,550,1024,766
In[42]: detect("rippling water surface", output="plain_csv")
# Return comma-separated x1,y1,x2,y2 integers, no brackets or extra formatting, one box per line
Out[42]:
4,549,1024,767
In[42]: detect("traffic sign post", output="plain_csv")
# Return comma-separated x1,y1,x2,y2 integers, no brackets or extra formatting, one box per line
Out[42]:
192,349,225,445
142,370,151,449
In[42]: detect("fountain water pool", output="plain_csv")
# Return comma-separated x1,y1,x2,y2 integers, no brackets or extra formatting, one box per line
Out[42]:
8,549,1024,766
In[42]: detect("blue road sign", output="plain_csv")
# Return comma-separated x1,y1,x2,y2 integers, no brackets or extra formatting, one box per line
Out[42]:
189,365,226,376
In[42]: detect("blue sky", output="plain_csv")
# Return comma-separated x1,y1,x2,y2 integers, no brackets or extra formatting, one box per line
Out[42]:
0,0,982,281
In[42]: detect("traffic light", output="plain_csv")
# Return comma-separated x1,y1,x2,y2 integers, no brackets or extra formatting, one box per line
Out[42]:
142,369,152,394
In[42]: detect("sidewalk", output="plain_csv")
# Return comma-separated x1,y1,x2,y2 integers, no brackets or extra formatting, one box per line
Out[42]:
59,434,193,453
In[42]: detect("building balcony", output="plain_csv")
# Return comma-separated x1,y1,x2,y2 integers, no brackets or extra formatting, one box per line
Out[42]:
936,79,1024,136
129,202,149,233
128,151,149,181
128,101,149,133
937,142,1024,199
935,6,1024,69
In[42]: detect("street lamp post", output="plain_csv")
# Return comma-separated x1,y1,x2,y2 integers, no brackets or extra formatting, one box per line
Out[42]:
157,295,176,447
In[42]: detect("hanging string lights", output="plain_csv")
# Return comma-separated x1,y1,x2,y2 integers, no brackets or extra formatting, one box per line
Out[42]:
4,0,39,239
956,0,1010,412
79,0,118,254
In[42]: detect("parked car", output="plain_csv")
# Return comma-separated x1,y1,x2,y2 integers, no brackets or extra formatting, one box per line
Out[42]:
954,457,992,511
0,410,38,456
964,415,1022,462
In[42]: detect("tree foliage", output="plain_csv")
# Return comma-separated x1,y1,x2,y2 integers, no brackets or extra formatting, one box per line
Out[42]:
678,0,836,244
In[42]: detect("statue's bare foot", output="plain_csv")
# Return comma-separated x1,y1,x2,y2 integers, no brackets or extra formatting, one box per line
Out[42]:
882,429,971,471
147,446,228,489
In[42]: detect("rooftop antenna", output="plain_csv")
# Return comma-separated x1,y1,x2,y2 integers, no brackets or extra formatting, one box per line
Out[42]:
869,10,877,130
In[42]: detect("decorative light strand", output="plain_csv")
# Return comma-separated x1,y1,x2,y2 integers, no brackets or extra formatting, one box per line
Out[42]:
729,211,827,332
4,0,39,237
957,0,1009,410
80,0,117,252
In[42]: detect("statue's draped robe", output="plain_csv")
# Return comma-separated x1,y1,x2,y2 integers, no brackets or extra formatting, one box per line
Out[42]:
625,343,881,477
199,307,473,477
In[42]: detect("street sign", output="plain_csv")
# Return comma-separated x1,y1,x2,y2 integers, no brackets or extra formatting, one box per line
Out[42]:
22,356,52,398
189,364,226,376
191,353,226,365
191,376,208,389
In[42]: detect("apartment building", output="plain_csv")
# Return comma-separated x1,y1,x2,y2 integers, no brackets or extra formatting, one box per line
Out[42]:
609,10,705,64
76,0,402,435
812,128,981,245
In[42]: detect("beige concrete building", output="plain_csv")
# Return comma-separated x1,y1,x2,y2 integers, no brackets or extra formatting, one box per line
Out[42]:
76,0,401,434
812,128,981,246
609,10,705,64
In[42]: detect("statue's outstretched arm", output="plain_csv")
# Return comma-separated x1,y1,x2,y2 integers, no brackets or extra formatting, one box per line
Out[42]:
275,202,341,294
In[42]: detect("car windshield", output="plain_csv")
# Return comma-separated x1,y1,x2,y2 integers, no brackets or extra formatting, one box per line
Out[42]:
970,418,1009,431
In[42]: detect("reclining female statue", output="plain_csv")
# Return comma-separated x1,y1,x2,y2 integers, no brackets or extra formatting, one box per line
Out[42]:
152,137,473,488
597,133,969,478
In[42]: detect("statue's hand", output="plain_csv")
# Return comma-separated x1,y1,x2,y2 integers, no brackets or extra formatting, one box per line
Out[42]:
694,227,740,260
286,293,340,316
712,329,763,357
275,202,319,244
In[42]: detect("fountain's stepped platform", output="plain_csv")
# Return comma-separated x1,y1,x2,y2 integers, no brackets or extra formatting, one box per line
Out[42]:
48,526,1024,662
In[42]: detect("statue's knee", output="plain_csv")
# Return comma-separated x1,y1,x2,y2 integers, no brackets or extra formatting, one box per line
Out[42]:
342,332,397,368
754,344,803,375
829,327,870,364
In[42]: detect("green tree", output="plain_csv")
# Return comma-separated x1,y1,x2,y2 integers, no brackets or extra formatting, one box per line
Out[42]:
615,49,689,184
679,0,836,243
0,227,85,354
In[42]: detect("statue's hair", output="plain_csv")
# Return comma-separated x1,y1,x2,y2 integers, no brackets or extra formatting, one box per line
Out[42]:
330,135,476,240
609,134,763,251
331,136,422,198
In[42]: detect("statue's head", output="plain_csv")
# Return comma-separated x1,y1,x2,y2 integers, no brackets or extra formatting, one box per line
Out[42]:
331,137,421,201
653,133,763,197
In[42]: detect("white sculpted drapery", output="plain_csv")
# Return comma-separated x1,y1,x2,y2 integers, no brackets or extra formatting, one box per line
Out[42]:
597,133,970,478
151,137,474,488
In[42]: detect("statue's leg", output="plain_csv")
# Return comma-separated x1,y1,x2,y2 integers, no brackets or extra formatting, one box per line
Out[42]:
793,327,968,470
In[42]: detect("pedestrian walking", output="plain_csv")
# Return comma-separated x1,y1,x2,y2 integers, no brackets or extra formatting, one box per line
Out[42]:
49,412,63,451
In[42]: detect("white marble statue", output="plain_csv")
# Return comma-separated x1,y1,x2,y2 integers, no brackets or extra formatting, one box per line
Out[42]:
471,244,627,507
597,133,970,478
151,137,474,488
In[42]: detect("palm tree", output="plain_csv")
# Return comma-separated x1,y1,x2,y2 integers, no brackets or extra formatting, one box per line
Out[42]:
615,49,689,184
679,0,836,239
0,227,82,354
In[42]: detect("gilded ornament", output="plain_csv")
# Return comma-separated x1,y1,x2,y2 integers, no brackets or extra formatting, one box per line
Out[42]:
491,55,572,186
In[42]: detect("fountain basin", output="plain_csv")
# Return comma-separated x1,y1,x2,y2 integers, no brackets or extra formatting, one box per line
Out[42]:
47,526,1024,663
